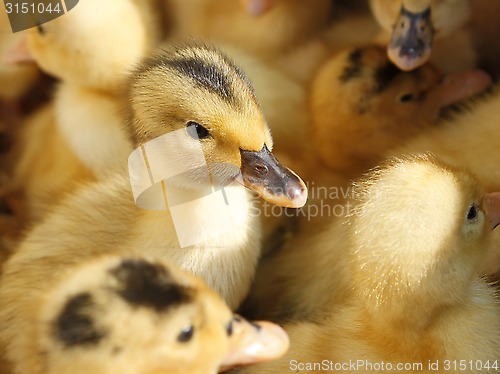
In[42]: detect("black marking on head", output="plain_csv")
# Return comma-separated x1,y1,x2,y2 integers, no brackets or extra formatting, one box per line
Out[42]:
110,259,192,312
55,293,105,348
374,62,401,93
339,49,364,83
166,57,239,105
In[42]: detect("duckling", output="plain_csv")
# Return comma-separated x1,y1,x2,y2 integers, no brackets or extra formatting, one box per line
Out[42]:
392,90,500,277
0,255,289,374
164,0,333,59
6,0,161,222
0,42,307,315
310,45,491,180
370,0,475,72
235,156,500,373
21,0,160,175
243,46,491,319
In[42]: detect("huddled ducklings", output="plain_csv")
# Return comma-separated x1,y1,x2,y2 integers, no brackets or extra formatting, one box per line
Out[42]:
0,255,289,374
8,0,161,221
234,155,500,373
370,0,475,72
244,44,491,296
310,44,491,180
0,41,307,328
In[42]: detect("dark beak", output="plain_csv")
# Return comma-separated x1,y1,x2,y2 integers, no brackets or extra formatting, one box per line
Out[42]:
240,145,307,208
388,6,434,71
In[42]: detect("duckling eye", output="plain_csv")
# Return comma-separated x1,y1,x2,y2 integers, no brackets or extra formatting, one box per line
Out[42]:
186,121,211,140
36,24,46,35
466,204,479,222
398,93,414,103
226,321,233,336
177,325,194,343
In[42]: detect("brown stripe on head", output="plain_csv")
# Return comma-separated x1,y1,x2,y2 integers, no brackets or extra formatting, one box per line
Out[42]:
339,48,364,83
134,41,259,109
109,259,193,312
165,57,239,106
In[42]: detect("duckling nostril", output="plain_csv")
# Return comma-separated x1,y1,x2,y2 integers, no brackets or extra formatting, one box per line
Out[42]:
254,164,268,176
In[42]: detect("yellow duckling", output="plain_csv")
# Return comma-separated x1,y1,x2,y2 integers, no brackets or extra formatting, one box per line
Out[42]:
24,0,160,174
8,0,160,221
0,41,307,317
235,155,500,373
370,0,475,72
0,256,289,374
392,90,500,277
244,46,491,319
310,45,491,180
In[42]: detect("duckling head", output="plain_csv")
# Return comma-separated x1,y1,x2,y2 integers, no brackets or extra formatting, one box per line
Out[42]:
348,155,500,311
310,45,490,177
19,0,157,90
127,42,307,208
38,257,289,374
370,0,470,71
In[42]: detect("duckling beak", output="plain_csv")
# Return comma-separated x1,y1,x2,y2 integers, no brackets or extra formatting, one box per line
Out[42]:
240,145,307,208
3,36,35,65
240,0,275,16
483,192,500,230
388,6,434,71
423,69,492,119
219,315,289,371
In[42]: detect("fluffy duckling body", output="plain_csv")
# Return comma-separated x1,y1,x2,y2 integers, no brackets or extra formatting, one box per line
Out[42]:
24,0,161,174
9,0,160,220
0,255,289,374
1,43,306,314
310,45,491,180
12,105,93,221
235,156,500,373
370,0,475,72
392,91,500,277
